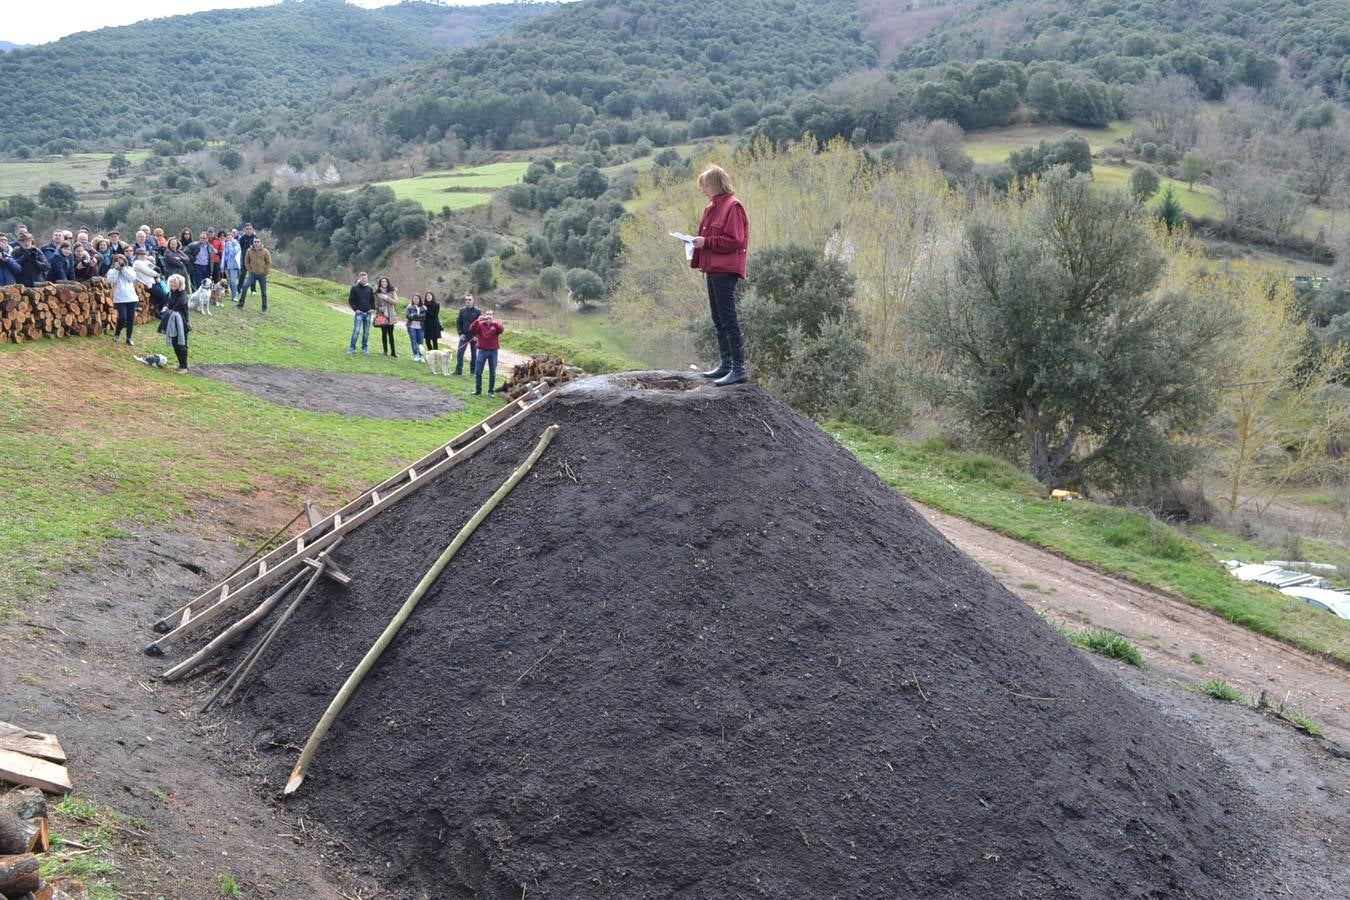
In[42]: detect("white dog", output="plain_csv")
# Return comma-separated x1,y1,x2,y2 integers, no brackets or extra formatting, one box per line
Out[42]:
425,348,452,375
189,282,214,316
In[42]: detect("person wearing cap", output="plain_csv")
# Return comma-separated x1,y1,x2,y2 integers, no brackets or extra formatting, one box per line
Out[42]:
454,293,481,375
106,230,127,259
239,236,271,312
468,308,505,395
12,234,49,287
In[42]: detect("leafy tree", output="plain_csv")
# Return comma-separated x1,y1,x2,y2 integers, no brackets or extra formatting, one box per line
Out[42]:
1025,71,1060,118
218,148,244,172
1008,133,1092,182
5,194,37,220
1129,164,1161,203
1179,149,1206,188
741,243,857,373
460,234,488,263
565,267,604,307
1157,185,1184,232
469,258,495,294
107,152,130,175
37,182,77,214
913,170,1230,490
538,265,565,303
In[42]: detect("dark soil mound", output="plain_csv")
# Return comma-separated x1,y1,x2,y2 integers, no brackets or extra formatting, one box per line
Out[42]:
193,364,464,419
211,372,1265,898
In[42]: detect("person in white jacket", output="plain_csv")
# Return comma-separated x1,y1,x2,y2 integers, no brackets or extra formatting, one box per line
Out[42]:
107,253,141,346
221,230,242,303
131,247,167,313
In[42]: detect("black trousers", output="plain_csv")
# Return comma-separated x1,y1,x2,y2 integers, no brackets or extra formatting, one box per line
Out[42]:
113,301,137,341
173,342,188,369
706,274,744,365
379,324,397,355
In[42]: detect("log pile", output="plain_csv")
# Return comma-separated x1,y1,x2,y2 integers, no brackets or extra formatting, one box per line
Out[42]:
0,788,77,900
500,354,586,400
0,281,154,344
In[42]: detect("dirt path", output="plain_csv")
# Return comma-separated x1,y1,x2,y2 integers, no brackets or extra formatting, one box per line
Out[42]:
913,501,1350,746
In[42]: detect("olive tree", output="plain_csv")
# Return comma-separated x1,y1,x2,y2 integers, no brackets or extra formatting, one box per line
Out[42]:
914,170,1231,490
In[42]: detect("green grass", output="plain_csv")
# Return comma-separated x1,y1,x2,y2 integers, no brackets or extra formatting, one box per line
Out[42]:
826,425,1350,665
1200,678,1243,702
1092,163,1223,218
0,273,511,614
503,324,646,375
0,150,150,198
218,872,243,897
41,794,142,894
360,162,532,212
1070,627,1146,667
962,121,1133,165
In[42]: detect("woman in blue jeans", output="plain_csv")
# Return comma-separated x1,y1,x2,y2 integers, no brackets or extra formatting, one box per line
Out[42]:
406,293,426,362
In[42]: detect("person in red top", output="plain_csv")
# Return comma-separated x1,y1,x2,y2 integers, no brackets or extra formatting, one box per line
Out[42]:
690,164,750,386
469,309,506,396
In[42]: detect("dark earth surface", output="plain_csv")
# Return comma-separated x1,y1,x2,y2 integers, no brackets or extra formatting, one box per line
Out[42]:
3,372,1347,897
193,363,465,419
150,371,1342,899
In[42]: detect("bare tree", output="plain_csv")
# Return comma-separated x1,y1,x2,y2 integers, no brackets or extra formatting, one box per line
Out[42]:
1299,121,1350,205
1132,74,1201,148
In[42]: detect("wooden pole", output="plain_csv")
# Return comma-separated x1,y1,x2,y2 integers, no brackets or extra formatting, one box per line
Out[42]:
284,424,560,795
159,567,308,681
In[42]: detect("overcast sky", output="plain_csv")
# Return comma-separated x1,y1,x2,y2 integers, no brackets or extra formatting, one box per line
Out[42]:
7,0,516,46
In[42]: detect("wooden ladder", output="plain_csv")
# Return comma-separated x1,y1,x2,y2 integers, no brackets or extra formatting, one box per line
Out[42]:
145,388,558,656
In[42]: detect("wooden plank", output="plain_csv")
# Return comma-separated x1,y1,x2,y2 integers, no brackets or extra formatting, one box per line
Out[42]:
0,723,65,763
304,499,321,527
145,392,558,655
0,748,71,794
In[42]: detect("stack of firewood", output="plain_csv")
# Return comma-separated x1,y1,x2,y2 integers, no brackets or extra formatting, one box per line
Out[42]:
0,281,154,344
501,354,586,400
0,788,59,899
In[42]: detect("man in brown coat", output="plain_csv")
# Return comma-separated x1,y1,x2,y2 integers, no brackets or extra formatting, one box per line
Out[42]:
238,236,272,313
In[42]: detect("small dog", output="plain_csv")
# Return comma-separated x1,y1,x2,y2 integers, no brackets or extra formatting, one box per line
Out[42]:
425,348,453,375
211,279,231,307
189,283,214,316
136,353,170,368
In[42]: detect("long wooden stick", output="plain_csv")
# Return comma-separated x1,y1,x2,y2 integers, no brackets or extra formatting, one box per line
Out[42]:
159,568,308,681
220,505,309,583
285,423,560,795
200,556,330,713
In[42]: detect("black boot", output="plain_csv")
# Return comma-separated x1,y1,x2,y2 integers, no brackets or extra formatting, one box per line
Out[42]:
714,341,748,386
702,331,731,378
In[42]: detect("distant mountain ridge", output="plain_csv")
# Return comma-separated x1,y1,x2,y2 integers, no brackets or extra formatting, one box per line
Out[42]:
0,41,27,53
0,0,555,154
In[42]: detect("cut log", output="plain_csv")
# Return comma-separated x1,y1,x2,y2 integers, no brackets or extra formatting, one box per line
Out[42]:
0,749,71,795
0,852,39,897
0,809,26,855
0,723,66,764
0,790,46,823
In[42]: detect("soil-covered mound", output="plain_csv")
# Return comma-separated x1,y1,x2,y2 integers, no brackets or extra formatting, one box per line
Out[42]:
211,372,1264,898
192,364,464,419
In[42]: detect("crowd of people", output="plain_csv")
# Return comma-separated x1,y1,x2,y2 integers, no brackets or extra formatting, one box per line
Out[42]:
347,273,505,395
0,219,278,374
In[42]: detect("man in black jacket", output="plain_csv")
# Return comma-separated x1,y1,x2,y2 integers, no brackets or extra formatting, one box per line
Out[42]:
347,271,375,355
13,234,50,287
454,294,482,375
236,224,256,295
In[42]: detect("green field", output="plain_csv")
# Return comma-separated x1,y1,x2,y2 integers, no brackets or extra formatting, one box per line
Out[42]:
1092,162,1223,218
0,273,503,613
363,161,532,212
828,424,1350,666
0,150,151,197
963,121,1133,165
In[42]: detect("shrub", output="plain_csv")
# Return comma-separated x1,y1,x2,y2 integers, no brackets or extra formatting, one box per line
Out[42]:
1070,628,1145,667
468,258,496,294
1200,679,1242,703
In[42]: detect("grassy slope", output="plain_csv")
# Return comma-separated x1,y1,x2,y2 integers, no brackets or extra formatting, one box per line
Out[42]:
361,161,531,212
0,150,150,199
827,424,1350,666
962,121,1133,164
0,274,504,613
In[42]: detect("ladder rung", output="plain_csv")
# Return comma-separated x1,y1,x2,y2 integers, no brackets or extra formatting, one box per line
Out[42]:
258,560,268,576
482,423,492,434
409,468,418,481
296,536,305,553
371,490,380,505
334,513,342,528
445,446,456,458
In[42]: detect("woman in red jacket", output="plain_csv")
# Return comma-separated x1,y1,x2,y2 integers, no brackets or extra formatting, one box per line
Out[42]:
691,165,750,386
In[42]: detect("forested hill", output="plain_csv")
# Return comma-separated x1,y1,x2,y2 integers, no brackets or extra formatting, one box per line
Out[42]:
882,0,1350,99
0,0,555,155
280,0,874,153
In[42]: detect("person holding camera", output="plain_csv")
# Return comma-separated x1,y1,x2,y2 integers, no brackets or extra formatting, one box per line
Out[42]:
468,308,505,396
12,234,50,287
107,253,140,345
0,235,21,286
74,245,101,281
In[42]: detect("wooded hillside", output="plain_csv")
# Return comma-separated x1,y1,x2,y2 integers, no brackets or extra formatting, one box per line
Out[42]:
0,0,554,155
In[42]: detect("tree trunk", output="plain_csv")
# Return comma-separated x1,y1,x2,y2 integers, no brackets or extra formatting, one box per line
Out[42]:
0,809,27,855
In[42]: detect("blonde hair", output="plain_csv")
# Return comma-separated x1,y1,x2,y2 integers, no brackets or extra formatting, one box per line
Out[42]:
698,165,734,195
167,274,186,290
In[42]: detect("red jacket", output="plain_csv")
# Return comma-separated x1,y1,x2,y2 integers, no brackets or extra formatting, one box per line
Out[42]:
469,318,504,350
691,192,749,278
